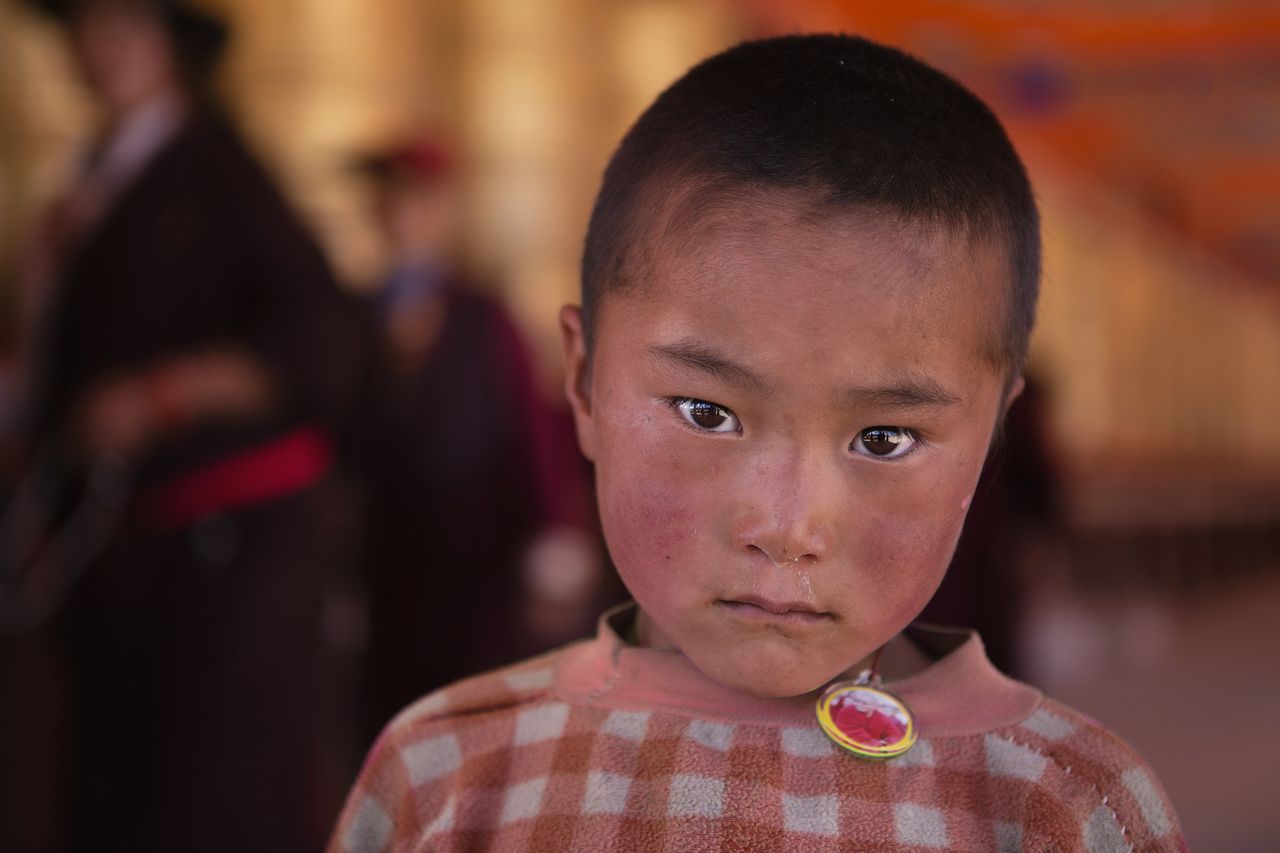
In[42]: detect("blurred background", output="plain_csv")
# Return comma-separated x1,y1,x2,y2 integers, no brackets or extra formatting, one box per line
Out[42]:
0,0,1277,850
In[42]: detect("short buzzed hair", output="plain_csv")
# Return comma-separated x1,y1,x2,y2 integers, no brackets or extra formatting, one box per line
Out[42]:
581,34,1041,370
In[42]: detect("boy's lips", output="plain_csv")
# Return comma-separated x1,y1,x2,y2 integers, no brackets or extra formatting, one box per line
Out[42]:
717,595,833,625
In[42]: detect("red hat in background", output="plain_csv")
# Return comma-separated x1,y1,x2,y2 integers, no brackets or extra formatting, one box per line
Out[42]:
351,137,455,184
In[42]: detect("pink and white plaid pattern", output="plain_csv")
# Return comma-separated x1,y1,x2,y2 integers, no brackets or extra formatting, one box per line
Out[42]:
330,623,1184,852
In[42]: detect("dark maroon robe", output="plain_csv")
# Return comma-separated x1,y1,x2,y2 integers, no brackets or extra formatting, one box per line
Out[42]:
20,110,365,853
355,284,599,742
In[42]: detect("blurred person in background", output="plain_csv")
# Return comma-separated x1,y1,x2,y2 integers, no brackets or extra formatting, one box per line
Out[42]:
3,0,365,850
350,138,607,745
918,373,1063,677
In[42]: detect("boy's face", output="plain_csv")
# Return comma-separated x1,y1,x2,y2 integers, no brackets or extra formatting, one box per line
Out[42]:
562,198,1018,698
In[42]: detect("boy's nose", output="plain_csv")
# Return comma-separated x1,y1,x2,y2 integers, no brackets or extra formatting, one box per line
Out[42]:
731,450,837,566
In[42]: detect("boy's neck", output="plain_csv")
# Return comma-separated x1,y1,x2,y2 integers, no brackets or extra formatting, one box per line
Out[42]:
871,631,935,681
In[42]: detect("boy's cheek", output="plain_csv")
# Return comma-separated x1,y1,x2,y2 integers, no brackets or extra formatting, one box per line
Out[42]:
597,437,727,609
600,454,707,571
605,479,698,562
842,499,968,620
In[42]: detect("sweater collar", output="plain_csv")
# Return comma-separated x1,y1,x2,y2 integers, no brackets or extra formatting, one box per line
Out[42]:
554,603,1040,738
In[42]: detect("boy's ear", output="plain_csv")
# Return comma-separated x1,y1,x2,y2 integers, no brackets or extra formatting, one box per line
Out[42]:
559,305,596,462
1002,373,1026,415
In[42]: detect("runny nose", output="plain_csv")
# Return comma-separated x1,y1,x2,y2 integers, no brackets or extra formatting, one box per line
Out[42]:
746,540,820,566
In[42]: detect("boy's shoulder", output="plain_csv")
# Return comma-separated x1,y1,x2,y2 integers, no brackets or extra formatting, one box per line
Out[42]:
382,644,569,737
328,647,580,853
983,694,1184,850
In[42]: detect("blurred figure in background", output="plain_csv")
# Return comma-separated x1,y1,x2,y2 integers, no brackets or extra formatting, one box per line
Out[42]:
4,0,365,850
919,373,1063,677
351,138,605,744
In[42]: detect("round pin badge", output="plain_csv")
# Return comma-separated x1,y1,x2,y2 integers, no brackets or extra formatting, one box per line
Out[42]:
815,680,917,760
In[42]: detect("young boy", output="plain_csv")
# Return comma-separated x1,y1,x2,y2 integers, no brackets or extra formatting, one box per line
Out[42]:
329,34,1184,852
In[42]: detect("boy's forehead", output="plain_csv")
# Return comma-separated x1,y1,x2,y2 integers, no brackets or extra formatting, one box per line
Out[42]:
621,187,1010,368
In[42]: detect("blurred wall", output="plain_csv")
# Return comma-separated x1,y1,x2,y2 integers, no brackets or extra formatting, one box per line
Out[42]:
0,2,92,347
215,0,746,387
1034,175,1280,527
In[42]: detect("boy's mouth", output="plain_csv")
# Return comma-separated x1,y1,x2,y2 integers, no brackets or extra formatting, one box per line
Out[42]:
717,595,832,625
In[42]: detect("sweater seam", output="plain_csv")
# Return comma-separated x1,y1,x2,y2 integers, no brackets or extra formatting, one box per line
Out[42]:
996,730,1136,852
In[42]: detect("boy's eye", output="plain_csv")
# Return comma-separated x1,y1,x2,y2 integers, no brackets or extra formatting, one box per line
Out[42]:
852,426,918,459
672,397,741,433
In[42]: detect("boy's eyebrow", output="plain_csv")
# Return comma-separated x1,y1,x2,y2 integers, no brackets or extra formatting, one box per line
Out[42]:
838,376,962,410
650,341,960,409
649,340,774,395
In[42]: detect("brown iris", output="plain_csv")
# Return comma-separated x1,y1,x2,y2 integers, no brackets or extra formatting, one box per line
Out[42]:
687,400,729,430
858,427,907,456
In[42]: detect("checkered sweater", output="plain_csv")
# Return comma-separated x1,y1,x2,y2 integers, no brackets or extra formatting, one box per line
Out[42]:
330,611,1184,852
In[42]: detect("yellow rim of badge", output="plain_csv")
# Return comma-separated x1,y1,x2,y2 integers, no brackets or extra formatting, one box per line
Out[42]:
815,682,918,761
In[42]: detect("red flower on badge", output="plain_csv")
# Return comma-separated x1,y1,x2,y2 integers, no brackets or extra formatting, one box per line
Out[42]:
834,702,907,746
